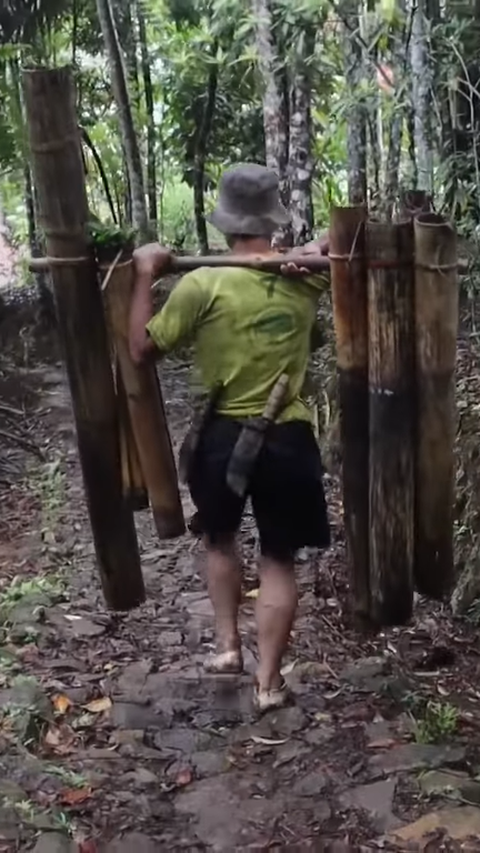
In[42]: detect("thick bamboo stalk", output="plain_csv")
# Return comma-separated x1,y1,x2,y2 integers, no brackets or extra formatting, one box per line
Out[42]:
368,220,415,626
414,213,458,598
22,67,144,611
329,206,370,625
116,366,149,511
100,255,185,539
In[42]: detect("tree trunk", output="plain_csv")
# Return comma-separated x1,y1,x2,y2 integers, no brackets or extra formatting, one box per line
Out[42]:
288,30,315,245
343,0,368,203
411,0,433,193
112,0,140,114
136,0,157,231
96,0,149,242
252,0,291,244
384,0,407,216
193,45,219,255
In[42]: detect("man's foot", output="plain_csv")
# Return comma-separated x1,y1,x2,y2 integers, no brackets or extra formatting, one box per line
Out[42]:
204,649,243,674
253,678,292,713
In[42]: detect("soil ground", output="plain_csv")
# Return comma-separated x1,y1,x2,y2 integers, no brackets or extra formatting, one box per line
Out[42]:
2,279,480,850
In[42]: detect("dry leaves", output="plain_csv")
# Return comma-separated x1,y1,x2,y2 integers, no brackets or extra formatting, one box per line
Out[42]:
58,786,93,806
44,722,76,755
367,737,397,750
84,696,112,714
52,693,72,715
251,735,289,746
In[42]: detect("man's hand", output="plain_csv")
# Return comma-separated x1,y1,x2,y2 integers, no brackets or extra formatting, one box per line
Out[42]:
129,243,171,365
133,243,172,280
280,233,329,278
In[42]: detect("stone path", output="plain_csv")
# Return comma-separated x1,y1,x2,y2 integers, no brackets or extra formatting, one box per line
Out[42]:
2,357,480,851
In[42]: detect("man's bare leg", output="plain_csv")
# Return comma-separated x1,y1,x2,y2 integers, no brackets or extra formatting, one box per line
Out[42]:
255,556,297,695
204,537,243,671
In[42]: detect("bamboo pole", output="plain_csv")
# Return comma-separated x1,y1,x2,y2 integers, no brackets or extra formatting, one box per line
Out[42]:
116,366,149,511
329,206,370,625
30,251,330,275
100,254,185,538
29,251,469,277
22,67,144,611
414,213,458,598
368,220,415,626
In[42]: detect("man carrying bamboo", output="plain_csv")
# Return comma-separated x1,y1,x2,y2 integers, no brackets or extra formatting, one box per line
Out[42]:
129,163,330,713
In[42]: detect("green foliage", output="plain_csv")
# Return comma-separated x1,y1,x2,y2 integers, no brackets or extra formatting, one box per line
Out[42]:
89,220,136,251
413,700,459,745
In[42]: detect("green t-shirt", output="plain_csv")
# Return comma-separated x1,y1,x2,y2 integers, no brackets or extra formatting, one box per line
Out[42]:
146,267,326,423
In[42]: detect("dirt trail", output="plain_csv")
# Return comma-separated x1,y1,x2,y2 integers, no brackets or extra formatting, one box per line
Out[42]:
2,354,480,852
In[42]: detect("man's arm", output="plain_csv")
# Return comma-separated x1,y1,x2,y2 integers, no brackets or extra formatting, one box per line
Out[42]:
129,244,171,365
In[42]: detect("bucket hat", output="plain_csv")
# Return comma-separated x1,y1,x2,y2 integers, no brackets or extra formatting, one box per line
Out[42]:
207,163,290,236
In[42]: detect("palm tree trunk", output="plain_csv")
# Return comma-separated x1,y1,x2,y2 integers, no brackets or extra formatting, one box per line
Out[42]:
384,0,407,215
288,30,315,245
96,0,149,242
252,0,290,238
342,0,367,203
112,0,141,114
136,0,157,230
410,0,433,192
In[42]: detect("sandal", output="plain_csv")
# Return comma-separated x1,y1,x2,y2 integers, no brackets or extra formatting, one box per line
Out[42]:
204,650,244,674
253,678,292,714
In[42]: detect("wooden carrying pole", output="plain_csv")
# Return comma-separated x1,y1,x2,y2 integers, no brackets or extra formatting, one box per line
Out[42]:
414,213,458,598
329,206,370,625
101,256,185,538
22,67,145,611
367,220,415,626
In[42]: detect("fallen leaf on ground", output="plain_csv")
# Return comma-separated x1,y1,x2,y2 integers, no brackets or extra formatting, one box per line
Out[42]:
245,588,259,599
367,737,397,749
84,696,112,713
44,723,76,754
251,735,289,745
314,712,332,723
58,786,92,806
52,693,72,714
280,660,297,676
175,768,193,787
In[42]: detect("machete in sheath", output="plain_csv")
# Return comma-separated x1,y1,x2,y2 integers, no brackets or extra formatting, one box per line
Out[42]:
226,374,290,499
178,381,223,483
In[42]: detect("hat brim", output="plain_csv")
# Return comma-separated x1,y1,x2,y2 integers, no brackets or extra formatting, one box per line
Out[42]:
207,202,290,236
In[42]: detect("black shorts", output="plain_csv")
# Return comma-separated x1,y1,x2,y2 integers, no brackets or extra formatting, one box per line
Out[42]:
188,416,330,560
